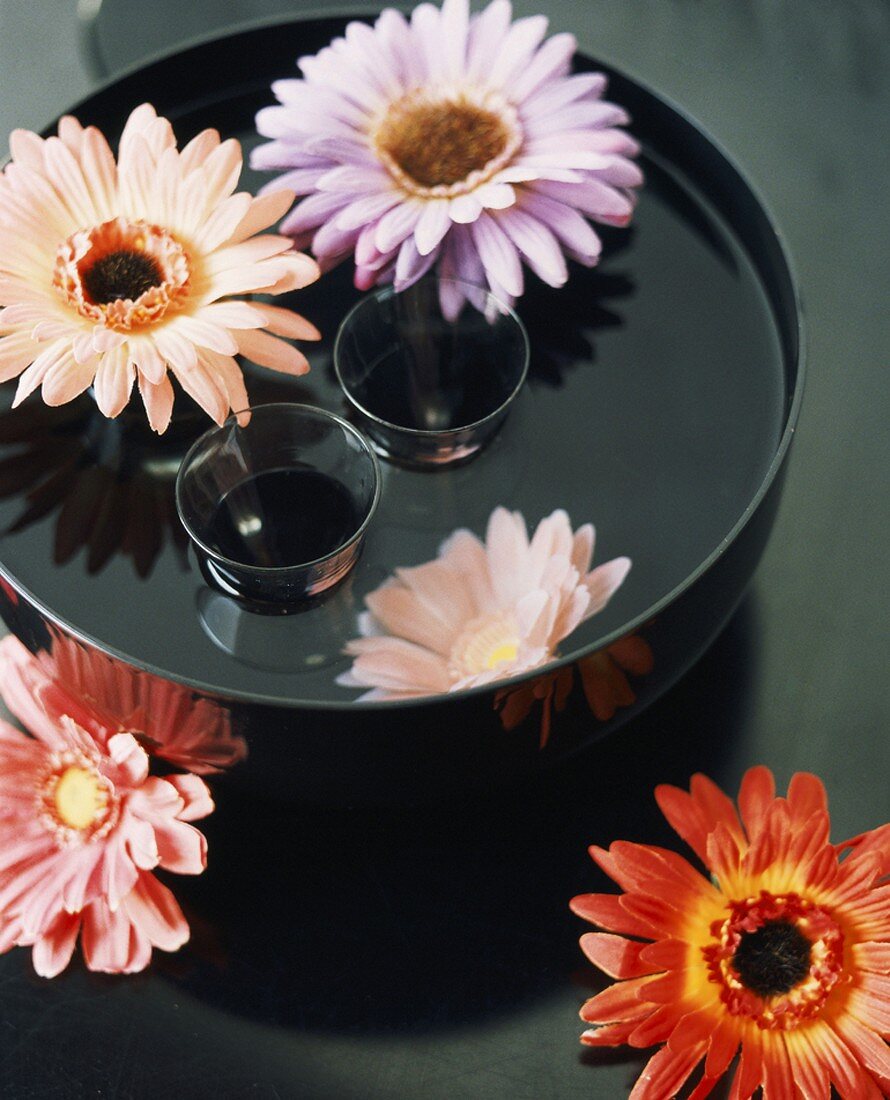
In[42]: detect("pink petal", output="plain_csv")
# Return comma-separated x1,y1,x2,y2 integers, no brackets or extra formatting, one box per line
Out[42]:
235,328,310,375
497,208,567,287
470,214,524,298
92,344,135,418
394,237,439,290
122,872,189,952
345,637,451,694
31,911,82,978
375,200,423,253
486,508,530,605
81,898,150,974
466,0,512,82
0,330,40,382
165,774,215,822
414,201,452,256
511,32,576,103
229,188,295,243
138,372,174,433
251,302,321,340
584,556,632,617
488,14,549,90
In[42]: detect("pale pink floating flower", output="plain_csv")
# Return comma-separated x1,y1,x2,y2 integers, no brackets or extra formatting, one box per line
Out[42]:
252,0,642,310
0,103,321,432
0,674,213,977
0,633,245,775
339,507,631,701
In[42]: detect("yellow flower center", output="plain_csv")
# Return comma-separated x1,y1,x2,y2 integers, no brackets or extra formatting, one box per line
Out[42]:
449,611,522,680
372,90,522,198
53,765,108,830
485,641,519,670
37,751,117,844
53,216,191,331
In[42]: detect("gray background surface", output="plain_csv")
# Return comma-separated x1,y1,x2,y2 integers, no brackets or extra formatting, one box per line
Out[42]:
0,1,887,1097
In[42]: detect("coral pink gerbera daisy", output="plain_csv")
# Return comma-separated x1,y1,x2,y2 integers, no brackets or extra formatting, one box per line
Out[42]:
571,767,890,1099
252,0,642,309
0,633,245,776
338,506,631,700
0,103,320,431
0,706,213,977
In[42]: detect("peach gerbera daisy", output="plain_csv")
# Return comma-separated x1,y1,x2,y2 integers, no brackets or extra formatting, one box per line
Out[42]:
338,506,631,700
0,633,245,776
0,103,320,431
0,709,212,977
571,767,890,1099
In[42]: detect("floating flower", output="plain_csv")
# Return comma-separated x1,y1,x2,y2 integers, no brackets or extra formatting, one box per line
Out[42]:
339,507,631,700
0,633,244,776
571,767,890,1099
252,0,642,309
0,103,321,431
0,673,213,976
495,630,653,746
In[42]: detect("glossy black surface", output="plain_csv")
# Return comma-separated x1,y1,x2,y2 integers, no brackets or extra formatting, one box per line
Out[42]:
0,19,788,706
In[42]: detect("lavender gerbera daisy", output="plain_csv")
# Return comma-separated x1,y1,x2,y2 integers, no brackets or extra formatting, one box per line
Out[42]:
252,0,643,309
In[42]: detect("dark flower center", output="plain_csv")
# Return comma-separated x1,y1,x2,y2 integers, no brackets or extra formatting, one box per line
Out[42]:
376,100,511,188
82,250,164,305
732,919,812,998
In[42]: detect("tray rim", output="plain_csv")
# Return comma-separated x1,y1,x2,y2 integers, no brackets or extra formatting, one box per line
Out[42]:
0,8,806,712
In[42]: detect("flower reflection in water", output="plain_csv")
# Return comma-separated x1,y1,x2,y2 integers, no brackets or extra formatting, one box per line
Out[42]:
0,633,245,776
495,630,653,747
0,370,315,579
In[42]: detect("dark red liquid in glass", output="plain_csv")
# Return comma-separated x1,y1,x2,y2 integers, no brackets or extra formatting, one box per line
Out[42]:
206,467,360,568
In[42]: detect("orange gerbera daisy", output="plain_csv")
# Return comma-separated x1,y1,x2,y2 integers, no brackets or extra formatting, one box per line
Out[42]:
570,767,890,1099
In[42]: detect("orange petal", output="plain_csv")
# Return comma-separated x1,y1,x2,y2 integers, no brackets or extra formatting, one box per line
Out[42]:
569,892,659,938
737,765,776,839
580,1020,639,1047
580,932,660,979
760,1032,796,1100
579,975,660,1024
786,772,828,826
629,1043,705,1100
630,1004,684,1048
655,783,714,867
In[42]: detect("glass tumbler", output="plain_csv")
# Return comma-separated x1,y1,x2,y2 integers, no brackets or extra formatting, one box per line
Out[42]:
334,277,529,467
175,403,380,608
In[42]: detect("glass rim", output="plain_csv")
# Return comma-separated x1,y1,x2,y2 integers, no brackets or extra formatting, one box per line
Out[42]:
333,277,530,440
174,402,382,577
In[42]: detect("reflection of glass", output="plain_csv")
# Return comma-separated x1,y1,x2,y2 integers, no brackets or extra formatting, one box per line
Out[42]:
176,403,380,608
495,632,654,747
334,277,529,468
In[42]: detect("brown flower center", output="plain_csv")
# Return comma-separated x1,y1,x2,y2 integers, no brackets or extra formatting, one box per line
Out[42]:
703,891,846,1030
53,217,191,331
373,91,522,197
731,919,812,998
82,250,164,305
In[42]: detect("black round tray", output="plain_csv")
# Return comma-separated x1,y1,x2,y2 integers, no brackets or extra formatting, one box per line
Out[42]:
0,14,802,802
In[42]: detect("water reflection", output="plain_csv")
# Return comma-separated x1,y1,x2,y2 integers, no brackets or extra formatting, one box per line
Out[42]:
0,374,315,580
